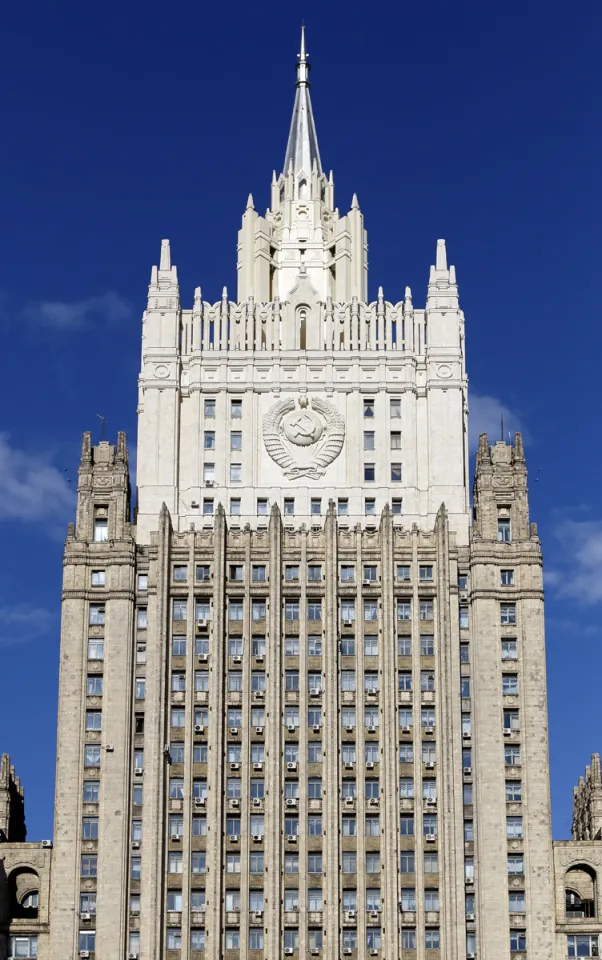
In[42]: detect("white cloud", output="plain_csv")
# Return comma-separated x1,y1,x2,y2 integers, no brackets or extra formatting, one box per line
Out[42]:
0,434,75,531
468,393,525,452
550,520,602,605
22,291,131,330
0,603,54,647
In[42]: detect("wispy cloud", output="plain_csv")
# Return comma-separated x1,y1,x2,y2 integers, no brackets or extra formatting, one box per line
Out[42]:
21,291,131,330
0,434,75,533
0,603,54,647
549,519,602,605
469,392,526,452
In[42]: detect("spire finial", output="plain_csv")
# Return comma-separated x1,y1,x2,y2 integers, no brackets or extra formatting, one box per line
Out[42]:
283,27,322,176
160,239,171,272
436,239,448,271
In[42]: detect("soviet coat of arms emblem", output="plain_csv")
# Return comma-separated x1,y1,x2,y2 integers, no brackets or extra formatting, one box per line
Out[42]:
262,396,345,479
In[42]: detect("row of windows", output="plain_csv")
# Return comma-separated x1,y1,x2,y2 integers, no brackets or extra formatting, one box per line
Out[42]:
198,496,404,517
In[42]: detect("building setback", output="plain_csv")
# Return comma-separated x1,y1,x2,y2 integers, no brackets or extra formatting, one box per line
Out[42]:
1,28,602,960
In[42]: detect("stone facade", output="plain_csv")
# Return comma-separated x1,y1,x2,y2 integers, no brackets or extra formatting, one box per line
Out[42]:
3,25,602,960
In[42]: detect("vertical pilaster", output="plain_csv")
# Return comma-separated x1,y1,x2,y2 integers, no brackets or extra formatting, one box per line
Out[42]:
266,506,283,959
324,504,339,960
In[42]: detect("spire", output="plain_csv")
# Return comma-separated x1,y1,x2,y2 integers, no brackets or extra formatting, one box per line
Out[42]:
283,27,322,176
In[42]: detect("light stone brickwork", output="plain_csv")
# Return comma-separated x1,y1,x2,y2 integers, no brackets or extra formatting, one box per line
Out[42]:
3,25,602,960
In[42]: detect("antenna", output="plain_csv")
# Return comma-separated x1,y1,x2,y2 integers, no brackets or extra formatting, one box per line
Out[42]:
96,414,107,442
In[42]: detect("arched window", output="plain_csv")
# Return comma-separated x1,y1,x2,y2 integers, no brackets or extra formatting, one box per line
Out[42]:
8,867,40,920
565,865,597,919
279,184,285,203
299,178,309,200
298,308,307,350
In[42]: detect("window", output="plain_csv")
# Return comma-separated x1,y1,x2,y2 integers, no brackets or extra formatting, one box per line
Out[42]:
365,498,376,516
80,892,97,915
367,929,382,950
397,600,412,621
501,568,515,586
191,930,205,950
364,399,375,418
284,498,295,516
398,709,413,729
308,777,322,799
400,815,414,836
364,635,378,657
308,888,323,911
460,642,470,664
81,855,98,878
342,851,357,874
203,463,215,483
230,431,242,451
567,935,599,957
308,600,322,621
341,637,355,657
459,606,469,629
249,929,264,950
342,708,356,729
342,815,356,836
392,497,403,514
338,498,348,516
364,601,378,622
498,517,511,542
91,569,105,587
84,744,101,767
399,777,414,798
82,816,98,840
85,711,101,731
391,463,402,482
420,564,434,581
284,929,300,950
420,600,434,620
86,676,103,696
398,672,412,691
505,745,521,767
191,852,206,874
464,820,474,842
311,498,322,516
461,678,471,699
203,430,215,450
308,635,322,656
231,398,242,418
399,744,414,763
285,601,300,621
308,742,322,763
390,430,402,450
502,639,518,661
204,398,216,418
225,930,240,949
425,929,440,949
503,674,519,695
463,783,473,805
230,497,241,515
203,498,214,516
257,498,268,516
510,892,525,913
285,853,299,874
421,670,435,692
364,463,375,481
285,565,299,582
252,565,266,582
401,888,416,911
249,852,263,873
252,601,266,621
94,514,108,542
510,930,527,952
308,564,322,582
507,816,523,839
400,852,415,874
230,463,242,483
421,635,435,656
89,603,105,626
364,430,375,451
196,564,210,582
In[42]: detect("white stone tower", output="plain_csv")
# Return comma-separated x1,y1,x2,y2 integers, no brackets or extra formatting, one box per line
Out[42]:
40,27,590,960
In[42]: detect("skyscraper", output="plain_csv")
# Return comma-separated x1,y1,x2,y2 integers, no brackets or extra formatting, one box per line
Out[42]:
2,27,602,960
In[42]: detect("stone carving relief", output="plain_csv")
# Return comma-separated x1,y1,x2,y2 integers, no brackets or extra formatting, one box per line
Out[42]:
263,396,345,479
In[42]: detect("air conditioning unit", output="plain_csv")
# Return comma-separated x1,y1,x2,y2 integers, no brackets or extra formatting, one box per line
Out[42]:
231,799,240,808
132,840,140,849
401,725,411,733
287,761,298,771
467,953,476,959
466,912,475,921
105,743,114,752
41,839,53,848
229,835,240,843
253,761,263,770
232,655,242,663
345,725,354,733
198,653,209,662
369,798,379,806
460,590,469,601
463,766,473,775
344,797,354,806
344,761,354,770
194,724,204,733
287,834,297,843
310,690,321,698
344,950,353,956
286,798,298,807
128,953,139,959
426,797,437,806
463,731,471,739
197,619,209,629
204,480,215,487
465,877,474,886
424,726,434,735
366,761,375,770
345,910,357,920
425,834,437,842
287,724,297,733
194,797,206,807
253,910,264,919
311,950,320,956
230,762,240,771
252,798,261,807
367,725,376,733
255,654,265,663
367,688,378,696
312,724,320,732
503,729,512,737
171,834,181,842
80,953,90,959
285,949,294,956
343,619,353,627
134,767,144,776
425,760,435,769
252,834,262,842
80,912,91,921
362,579,371,586
191,500,199,508
230,727,239,735
253,691,265,701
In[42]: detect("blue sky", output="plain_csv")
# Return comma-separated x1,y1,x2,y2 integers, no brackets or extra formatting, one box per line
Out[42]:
1,0,599,841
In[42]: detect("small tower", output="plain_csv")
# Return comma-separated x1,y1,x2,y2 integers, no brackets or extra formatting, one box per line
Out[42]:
0,753,26,842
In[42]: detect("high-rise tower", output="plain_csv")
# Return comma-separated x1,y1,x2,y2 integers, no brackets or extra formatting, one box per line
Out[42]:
1,26,590,960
